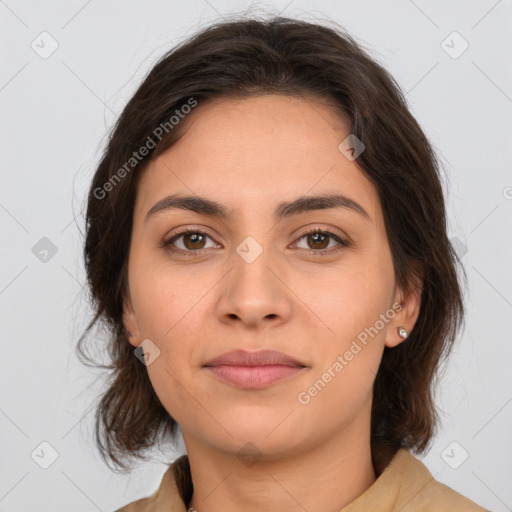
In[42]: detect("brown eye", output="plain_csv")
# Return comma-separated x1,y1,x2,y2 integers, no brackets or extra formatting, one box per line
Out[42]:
181,232,207,250
294,229,350,255
163,229,217,254
305,232,329,250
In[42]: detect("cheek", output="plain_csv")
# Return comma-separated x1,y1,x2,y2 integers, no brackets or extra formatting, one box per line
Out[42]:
129,252,197,339
294,278,390,421
129,256,208,372
305,258,394,346
129,266,199,424
296,257,394,414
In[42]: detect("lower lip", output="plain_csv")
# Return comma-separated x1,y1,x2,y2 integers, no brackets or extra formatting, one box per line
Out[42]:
205,364,305,389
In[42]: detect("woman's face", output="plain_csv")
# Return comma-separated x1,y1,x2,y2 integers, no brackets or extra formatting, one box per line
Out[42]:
123,94,419,459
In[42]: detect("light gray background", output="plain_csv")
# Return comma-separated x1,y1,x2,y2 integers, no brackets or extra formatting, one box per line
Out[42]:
1,0,511,511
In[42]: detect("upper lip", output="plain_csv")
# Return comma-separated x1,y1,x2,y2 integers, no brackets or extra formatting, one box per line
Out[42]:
203,349,306,368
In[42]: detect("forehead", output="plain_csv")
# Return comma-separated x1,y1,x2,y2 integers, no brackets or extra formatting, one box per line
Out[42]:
134,94,380,225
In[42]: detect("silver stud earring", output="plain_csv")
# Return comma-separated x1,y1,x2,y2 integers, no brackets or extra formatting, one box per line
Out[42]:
398,326,407,339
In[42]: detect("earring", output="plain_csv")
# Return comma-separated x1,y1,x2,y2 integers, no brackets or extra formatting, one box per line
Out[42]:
398,326,407,339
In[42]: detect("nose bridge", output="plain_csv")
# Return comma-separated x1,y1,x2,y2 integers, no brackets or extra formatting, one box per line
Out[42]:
218,231,289,324
232,232,279,292
226,203,280,269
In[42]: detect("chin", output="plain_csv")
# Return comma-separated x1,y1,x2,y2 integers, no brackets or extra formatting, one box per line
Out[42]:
217,416,311,454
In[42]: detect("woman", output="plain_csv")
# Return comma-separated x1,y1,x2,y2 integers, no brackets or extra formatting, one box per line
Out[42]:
78,16,489,512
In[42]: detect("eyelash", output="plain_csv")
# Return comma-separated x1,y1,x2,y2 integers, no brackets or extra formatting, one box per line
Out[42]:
161,226,351,257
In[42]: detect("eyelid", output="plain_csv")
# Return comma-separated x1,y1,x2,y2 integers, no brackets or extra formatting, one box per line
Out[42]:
162,226,220,251
291,226,351,254
162,224,352,255
293,224,350,243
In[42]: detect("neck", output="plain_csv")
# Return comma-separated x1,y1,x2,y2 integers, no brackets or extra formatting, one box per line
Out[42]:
185,424,376,512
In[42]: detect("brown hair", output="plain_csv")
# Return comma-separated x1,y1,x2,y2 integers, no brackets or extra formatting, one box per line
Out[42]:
78,15,466,474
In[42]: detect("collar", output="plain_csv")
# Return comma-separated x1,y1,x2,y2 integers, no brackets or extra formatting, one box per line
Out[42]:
135,448,485,512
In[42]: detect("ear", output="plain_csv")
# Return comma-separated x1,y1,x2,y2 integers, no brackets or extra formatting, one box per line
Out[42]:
385,275,422,348
122,292,141,348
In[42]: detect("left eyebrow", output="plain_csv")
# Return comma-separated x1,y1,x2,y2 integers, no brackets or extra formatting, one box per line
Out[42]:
144,193,371,223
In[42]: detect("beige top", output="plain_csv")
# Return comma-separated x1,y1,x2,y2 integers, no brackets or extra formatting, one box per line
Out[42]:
116,448,489,511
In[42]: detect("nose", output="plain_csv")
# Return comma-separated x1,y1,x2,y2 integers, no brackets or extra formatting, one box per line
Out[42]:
215,240,292,329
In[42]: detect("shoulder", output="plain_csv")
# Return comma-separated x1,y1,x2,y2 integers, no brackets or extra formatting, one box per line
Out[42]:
392,449,489,512
115,495,154,512
114,455,190,512
411,476,490,511
343,448,489,512
114,485,160,512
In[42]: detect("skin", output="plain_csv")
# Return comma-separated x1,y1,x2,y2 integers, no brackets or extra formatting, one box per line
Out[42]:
123,94,421,512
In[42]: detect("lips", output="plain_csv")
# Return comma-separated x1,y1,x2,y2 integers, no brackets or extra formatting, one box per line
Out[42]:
203,349,307,389
204,349,306,368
